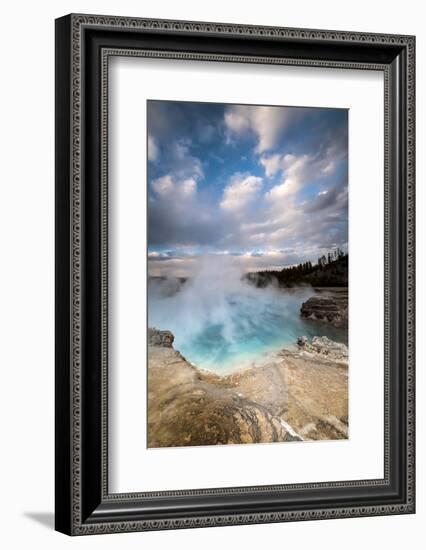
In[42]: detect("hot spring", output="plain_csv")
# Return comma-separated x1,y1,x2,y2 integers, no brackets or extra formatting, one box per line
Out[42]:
148,258,346,372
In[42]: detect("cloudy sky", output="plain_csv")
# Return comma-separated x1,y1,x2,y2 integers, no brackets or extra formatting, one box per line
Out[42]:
147,100,348,277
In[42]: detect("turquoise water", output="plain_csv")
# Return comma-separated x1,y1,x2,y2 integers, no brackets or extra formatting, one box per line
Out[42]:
148,277,346,372
177,297,345,371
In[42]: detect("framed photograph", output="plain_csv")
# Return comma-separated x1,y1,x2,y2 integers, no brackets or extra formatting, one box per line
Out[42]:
55,14,415,535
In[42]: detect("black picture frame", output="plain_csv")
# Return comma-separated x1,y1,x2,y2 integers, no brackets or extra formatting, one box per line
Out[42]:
55,13,415,535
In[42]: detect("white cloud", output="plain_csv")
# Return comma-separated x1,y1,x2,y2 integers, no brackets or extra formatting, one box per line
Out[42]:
265,154,311,201
148,251,170,259
259,153,283,177
151,174,197,198
148,135,159,162
224,108,250,135
266,180,297,201
220,173,263,210
150,140,201,201
151,175,174,196
263,152,310,178
260,139,343,192
224,105,295,153
172,140,204,180
180,178,197,196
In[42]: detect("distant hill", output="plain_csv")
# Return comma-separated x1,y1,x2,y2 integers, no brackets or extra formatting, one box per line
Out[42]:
246,250,348,288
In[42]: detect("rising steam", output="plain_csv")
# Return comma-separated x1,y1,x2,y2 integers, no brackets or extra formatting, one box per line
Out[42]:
148,255,322,371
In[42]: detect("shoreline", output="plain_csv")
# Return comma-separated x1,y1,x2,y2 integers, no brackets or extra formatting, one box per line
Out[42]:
148,329,349,448
180,334,348,379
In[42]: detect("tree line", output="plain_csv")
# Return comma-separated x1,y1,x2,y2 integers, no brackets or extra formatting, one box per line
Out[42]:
246,248,348,288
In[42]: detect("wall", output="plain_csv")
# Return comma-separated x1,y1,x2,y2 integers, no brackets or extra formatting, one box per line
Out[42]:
0,0,423,548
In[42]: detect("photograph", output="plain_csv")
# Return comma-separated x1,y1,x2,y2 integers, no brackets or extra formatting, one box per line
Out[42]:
147,100,349,448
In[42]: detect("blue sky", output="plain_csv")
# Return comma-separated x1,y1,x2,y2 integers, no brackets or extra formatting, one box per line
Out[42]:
147,100,348,277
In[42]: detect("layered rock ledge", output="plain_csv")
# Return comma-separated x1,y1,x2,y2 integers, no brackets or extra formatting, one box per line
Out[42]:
148,329,348,447
300,289,348,328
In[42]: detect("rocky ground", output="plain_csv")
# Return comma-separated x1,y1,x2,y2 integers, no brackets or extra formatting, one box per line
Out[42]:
148,328,348,448
300,288,348,328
